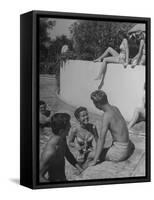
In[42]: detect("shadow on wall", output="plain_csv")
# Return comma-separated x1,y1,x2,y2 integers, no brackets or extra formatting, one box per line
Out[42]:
60,60,145,121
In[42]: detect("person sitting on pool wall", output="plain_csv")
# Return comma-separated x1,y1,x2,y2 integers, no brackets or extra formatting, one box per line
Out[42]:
94,30,129,89
88,90,135,166
130,32,146,68
40,113,83,182
68,107,98,168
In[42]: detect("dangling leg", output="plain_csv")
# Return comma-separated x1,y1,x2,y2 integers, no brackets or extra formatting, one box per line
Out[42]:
97,63,107,89
95,56,120,88
95,59,107,80
94,47,119,62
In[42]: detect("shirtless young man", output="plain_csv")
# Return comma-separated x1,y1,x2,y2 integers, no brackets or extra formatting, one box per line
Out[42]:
89,90,135,166
40,113,83,182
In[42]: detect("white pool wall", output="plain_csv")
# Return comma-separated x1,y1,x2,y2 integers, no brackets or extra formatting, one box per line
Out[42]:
60,60,145,121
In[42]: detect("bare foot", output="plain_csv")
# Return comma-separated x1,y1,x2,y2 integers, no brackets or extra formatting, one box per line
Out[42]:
131,64,136,68
93,58,101,62
98,81,104,90
129,129,134,134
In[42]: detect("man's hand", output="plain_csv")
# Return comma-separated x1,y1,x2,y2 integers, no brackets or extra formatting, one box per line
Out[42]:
74,169,82,176
75,163,83,172
88,160,97,167
74,163,83,176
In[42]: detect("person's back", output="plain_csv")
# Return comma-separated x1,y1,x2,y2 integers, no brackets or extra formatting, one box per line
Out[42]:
89,90,135,165
40,113,83,182
45,135,67,181
107,106,129,143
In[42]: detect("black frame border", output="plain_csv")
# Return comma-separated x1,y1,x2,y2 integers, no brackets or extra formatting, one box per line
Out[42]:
20,10,151,189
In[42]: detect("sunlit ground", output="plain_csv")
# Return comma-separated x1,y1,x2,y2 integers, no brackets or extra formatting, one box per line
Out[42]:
40,75,145,181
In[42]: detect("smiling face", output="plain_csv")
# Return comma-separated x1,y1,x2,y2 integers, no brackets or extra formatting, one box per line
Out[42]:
78,110,89,125
40,104,46,115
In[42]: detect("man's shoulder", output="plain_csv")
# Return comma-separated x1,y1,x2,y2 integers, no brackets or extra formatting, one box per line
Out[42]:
103,112,112,119
47,135,60,146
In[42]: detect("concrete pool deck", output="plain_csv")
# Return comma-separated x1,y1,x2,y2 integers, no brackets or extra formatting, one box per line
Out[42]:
40,74,145,180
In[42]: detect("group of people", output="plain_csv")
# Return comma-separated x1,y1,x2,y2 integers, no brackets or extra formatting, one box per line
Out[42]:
39,88,144,182
39,29,146,182
94,30,146,89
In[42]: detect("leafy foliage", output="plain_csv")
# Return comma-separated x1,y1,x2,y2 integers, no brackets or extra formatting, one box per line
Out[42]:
39,18,56,63
39,19,138,75
70,20,136,60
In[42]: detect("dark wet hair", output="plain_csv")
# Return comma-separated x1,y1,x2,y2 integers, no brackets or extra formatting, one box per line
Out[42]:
91,90,108,105
40,100,46,106
118,30,128,39
51,113,71,135
74,107,88,119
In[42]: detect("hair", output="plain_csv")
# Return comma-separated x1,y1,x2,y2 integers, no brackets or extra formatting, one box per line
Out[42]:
39,100,46,106
51,113,71,135
118,30,128,39
91,90,108,105
140,32,145,40
74,107,88,120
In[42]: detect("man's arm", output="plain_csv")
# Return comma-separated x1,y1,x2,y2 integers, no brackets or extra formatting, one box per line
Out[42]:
65,142,83,172
92,125,99,142
68,127,77,148
90,114,110,165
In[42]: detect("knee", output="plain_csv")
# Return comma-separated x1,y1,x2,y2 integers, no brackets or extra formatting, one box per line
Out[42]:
108,47,112,51
103,58,108,63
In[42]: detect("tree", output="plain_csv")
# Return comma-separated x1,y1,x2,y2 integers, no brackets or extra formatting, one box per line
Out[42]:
70,20,135,60
48,35,73,63
39,18,56,63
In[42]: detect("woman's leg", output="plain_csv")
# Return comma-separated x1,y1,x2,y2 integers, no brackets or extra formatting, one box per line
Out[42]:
95,56,120,88
139,55,145,65
94,47,119,61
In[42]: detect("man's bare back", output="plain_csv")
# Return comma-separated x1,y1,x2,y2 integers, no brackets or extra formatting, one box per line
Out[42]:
105,105,129,143
90,90,135,165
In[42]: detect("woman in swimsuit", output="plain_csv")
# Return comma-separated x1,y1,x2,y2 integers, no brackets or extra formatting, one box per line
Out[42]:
94,30,129,89
128,83,145,130
68,107,98,167
130,32,146,68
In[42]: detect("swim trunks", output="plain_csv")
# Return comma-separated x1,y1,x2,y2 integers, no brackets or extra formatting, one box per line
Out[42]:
105,140,135,162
